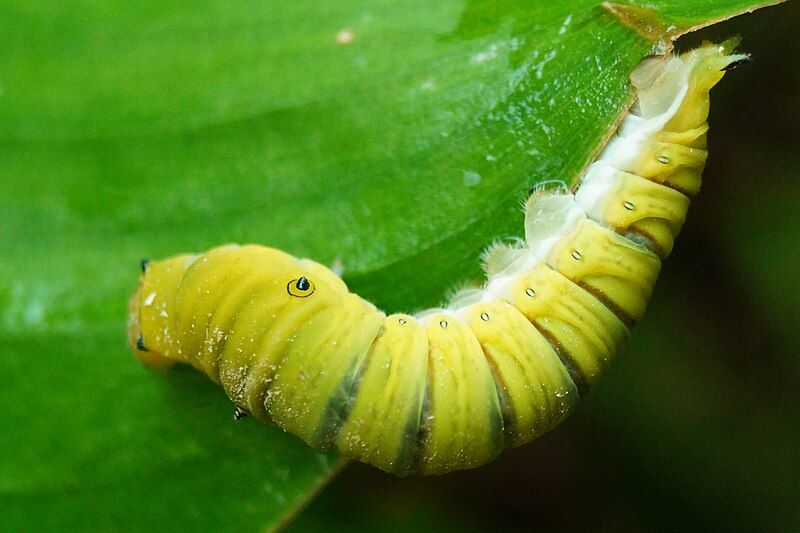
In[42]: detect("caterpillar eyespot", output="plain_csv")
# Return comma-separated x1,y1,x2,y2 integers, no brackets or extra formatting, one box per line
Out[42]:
128,42,747,476
287,276,315,297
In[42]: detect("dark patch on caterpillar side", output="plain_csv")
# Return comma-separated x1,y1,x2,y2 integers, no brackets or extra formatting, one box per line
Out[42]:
478,345,515,445
480,367,507,462
533,327,589,397
394,371,430,477
387,326,430,477
576,281,638,329
136,335,148,352
140,258,149,274
313,327,380,451
311,364,365,451
487,410,506,464
406,349,434,476
394,403,425,477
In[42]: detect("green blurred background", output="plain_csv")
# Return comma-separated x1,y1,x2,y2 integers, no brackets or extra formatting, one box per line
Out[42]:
291,3,800,531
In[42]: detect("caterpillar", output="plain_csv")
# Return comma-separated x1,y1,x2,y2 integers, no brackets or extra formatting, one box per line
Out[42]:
128,42,747,476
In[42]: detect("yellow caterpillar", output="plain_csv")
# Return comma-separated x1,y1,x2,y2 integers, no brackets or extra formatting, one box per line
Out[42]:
128,42,746,476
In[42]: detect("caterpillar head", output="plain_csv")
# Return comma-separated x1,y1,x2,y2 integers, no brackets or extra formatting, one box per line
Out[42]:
128,245,349,371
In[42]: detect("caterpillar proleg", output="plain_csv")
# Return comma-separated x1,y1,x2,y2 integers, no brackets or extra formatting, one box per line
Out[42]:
128,42,746,475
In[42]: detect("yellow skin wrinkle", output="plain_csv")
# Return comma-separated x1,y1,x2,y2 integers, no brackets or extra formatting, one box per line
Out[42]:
128,43,746,476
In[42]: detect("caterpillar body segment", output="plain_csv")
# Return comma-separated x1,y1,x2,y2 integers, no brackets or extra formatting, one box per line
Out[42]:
128,43,745,475
503,264,629,390
576,164,690,257
334,313,428,476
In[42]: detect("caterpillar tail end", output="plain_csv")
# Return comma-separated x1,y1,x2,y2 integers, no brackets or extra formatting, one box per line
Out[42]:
631,40,748,132
689,40,750,81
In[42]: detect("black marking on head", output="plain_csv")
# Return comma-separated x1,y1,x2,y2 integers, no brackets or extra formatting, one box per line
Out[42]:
722,54,751,71
233,405,250,421
136,335,148,352
140,258,149,273
296,276,310,291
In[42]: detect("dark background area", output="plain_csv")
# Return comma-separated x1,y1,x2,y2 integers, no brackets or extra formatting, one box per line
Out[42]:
291,3,800,530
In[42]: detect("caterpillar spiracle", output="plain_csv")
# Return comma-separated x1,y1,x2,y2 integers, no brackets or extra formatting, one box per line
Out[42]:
128,42,747,476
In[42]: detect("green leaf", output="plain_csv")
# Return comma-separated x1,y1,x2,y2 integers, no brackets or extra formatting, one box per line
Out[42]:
0,0,786,529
